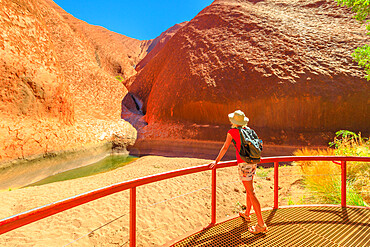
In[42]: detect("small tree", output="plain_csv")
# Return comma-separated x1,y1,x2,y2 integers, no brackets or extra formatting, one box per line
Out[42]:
336,0,370,80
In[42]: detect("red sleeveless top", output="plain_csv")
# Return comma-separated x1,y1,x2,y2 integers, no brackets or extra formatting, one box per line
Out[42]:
228,128,244,164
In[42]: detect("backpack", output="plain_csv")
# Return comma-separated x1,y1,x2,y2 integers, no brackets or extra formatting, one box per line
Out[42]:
232,127,263,163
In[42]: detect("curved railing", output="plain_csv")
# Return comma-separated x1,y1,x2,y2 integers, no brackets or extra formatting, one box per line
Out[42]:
0,156,369,246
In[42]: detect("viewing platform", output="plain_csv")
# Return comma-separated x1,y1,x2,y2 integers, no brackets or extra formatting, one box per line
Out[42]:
169,205,370,246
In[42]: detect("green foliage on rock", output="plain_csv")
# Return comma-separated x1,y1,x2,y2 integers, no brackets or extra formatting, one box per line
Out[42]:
352,44,370,80
336,0,370,80
336,0,370,21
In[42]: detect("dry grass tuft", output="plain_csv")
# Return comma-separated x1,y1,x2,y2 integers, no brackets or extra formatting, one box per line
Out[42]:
294,130,369,206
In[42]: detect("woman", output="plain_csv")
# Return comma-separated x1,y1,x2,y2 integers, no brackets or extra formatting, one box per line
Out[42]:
209,110,268,234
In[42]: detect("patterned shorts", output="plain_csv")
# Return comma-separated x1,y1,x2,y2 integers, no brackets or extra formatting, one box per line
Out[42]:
238,163,257,181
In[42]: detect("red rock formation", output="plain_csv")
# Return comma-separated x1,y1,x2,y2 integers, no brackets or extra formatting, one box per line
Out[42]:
0,0,73,122
136,22,188,71
45,0,151,80
0,0,147,161
125,0,369,144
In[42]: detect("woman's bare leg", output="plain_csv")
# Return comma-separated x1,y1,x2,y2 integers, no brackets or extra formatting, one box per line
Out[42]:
245,193,252,216
242,179,265,227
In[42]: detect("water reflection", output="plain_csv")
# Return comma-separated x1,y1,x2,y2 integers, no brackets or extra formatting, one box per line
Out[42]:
24,155,137,187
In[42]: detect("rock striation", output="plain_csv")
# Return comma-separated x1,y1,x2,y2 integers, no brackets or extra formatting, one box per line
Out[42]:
124,0,369,144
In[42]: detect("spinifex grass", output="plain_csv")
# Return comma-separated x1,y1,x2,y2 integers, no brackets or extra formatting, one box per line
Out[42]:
294,130,369,206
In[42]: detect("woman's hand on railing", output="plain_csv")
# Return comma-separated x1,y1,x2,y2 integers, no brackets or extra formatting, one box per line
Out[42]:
209,162,217,169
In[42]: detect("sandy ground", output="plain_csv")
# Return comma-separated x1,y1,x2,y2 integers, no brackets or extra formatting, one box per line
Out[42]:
0,156,306,246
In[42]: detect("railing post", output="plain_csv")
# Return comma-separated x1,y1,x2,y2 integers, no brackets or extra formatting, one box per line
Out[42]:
274,162,279,209
130,187,136,247
211,168,216,225
341,161,347,208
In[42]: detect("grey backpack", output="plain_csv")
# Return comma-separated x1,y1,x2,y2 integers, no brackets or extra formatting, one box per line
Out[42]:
232,127,263,163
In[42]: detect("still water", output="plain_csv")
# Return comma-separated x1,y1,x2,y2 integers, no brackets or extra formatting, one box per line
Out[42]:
24,155,137,187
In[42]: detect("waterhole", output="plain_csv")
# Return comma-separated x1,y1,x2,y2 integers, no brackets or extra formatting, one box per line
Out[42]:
24,155,137,187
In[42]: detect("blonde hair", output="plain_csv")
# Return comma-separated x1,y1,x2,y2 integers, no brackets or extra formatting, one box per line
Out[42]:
231,123,247,128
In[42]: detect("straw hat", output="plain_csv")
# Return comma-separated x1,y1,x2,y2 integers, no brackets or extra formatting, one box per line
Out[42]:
228,110,249,126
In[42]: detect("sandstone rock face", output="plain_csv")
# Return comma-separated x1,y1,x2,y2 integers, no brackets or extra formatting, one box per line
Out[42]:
0,0,74,122
135,22,188,71
45,0,151,80
125,0,369,144
0,0,144,161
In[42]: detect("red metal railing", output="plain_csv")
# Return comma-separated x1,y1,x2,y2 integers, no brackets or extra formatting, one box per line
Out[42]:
0,156,369,246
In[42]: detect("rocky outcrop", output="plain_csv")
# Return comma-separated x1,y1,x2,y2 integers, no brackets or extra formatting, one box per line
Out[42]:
0,0,143,161
124,0,369,144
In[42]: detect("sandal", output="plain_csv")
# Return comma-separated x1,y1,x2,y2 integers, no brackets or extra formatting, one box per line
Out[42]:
248,223,268,234
239,212,251,222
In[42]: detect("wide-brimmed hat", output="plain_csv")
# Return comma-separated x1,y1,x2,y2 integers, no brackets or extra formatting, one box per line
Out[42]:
228,110,249,126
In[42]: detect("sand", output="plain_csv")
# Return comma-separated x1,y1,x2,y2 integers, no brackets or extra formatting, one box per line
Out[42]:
0,156,305,246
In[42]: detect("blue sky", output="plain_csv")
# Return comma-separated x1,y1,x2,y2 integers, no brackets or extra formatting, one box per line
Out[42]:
53,0,213,40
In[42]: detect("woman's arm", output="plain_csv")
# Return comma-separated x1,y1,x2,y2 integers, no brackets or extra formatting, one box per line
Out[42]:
209,133,232,169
